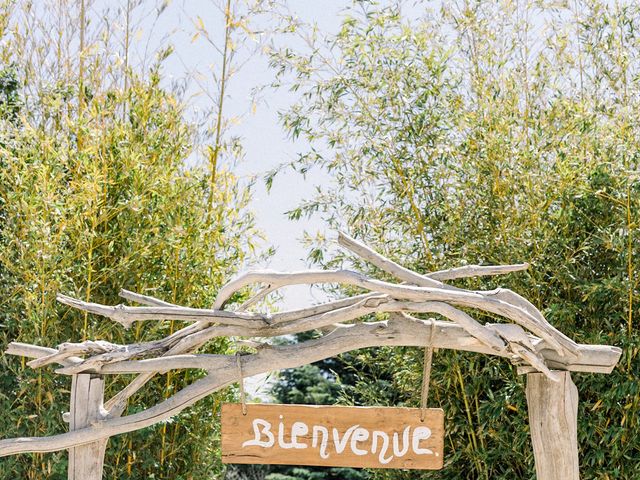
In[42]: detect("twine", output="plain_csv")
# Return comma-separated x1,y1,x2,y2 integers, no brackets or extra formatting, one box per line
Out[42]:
235,353,247,416
420,319,436,422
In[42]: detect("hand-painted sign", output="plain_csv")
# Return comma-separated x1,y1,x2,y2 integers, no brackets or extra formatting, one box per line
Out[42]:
221,404,444,470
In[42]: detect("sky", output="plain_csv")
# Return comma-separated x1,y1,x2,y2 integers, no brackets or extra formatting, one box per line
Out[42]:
131,0,353,310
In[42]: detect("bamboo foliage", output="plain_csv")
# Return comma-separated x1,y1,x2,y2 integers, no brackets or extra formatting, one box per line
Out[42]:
0,1,263,478
266,1,639,478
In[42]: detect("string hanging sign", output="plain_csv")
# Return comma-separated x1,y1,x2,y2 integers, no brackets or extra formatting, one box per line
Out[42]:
221,319,443,470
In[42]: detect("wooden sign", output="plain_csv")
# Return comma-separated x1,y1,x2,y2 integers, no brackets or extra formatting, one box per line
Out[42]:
221,404,444,470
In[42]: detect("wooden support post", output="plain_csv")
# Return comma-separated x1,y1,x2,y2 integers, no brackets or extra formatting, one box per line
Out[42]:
68,374,108,480
526,371,579,480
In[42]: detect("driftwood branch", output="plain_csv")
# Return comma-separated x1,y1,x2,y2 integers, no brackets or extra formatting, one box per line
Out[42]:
337,232,529,282
118,289,179,307
0,316,621,457
0,233,622,458
79,269,577,356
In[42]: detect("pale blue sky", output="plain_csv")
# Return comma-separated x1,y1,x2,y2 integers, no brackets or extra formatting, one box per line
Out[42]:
136,1,352,308
121,0,422,310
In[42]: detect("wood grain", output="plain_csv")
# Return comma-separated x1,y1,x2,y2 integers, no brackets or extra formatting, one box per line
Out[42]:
68,374,108,480
526,372,579,480
221,404,444,470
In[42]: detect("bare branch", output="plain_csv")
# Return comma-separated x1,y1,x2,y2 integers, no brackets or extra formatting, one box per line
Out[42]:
118,289,179,307
236,284,278,311
209,269,579,356
27,341,120,369
337,232,442,287
0,317,621,456
6,342,83,367
429,263,530,281
57,293,271,329
338,232,528,282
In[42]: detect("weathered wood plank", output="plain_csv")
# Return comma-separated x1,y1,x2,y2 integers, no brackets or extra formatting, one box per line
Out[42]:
526,371,579,480
221,404,444,470
68,374,108,480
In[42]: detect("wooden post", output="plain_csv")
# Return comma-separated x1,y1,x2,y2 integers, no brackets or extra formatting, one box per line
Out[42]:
526,371,579,480
68,374,108,480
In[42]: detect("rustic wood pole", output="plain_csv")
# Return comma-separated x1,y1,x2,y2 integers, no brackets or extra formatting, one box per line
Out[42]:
526,371,579,480
68,374,108,480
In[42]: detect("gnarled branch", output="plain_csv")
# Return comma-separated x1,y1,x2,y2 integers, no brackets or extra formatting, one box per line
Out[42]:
0,233,621,458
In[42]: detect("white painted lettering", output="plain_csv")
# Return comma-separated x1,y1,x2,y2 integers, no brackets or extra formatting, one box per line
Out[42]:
277,415,295,449
412,426,433,455
291,422,309,449
371,430,393,464
242,419,275,448
312,425,330,459
332,425,359,454
350,427,370,456
240,417,437,466
392,426,410,457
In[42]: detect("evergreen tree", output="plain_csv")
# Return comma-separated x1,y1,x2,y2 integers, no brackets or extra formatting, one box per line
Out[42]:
265,332,369,480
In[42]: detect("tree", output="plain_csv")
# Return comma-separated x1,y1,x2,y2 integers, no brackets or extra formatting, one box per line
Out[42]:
269,1,639,478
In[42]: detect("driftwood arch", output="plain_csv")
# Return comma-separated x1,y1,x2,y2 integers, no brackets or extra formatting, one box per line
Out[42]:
1,233,621,479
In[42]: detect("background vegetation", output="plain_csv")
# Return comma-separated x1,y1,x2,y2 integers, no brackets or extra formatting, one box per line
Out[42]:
268,1,639,479
0,0,262,478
